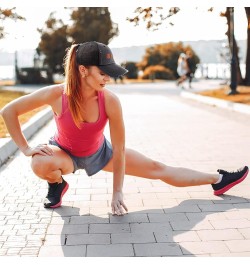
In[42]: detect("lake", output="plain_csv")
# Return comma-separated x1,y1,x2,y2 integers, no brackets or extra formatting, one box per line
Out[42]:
0,63,246,81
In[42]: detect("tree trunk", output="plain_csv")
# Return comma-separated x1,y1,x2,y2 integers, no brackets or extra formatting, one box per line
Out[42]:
225,8,243,85
244,7,250,85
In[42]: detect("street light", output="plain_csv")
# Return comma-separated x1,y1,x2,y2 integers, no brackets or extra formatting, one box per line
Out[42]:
228,7,238,95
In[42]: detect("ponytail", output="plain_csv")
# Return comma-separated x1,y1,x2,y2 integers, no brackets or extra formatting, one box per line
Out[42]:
64,44,83,128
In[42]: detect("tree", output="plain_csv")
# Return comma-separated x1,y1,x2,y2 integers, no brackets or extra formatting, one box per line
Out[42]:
244,7,250,85
0,8,25,39
220,8,243,85
128,7,250,86
38,12,71,75
68,7,118,44
142,65,174,80
123,62,138,79
38,7,119,76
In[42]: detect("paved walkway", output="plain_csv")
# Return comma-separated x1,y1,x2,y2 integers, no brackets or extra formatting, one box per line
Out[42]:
1,82,250,257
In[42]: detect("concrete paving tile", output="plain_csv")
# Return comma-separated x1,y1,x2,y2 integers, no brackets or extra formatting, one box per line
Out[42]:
210,219,250,229
163,204,201,213
66,233,110,245
186,212,227,221
128,206,164,214
180,241,229,255
64,194,90,201
89,223,130,234
43,234,65,246
134,242,182,256
148,213,188,222
111,232,155,243
170,220,214,231
19,247,40,256
46,224,88,235
224,210,250,220
51,206,83,217
211,252,250,256
88,207,111,216
238,228,250,239
86,244,134,257
197,229,244,241
130,222,172,233
226,240,250,253
110,213,149,223
38,245,86,257
156,230,201,243
70,215,109,224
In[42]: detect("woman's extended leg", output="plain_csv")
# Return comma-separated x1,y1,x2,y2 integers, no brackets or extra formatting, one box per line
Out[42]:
103,148,218,187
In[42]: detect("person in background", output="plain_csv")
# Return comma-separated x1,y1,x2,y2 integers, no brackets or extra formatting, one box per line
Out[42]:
0,41,248,216
176,53,188,89
185,50,194,89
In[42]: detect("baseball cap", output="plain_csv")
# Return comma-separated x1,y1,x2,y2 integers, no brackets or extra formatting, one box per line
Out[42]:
76,41,128,78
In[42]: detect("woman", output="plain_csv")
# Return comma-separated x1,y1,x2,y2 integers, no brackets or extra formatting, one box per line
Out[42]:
0,41,248,216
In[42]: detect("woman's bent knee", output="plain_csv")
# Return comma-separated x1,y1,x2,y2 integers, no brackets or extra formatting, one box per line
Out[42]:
31,154,55,177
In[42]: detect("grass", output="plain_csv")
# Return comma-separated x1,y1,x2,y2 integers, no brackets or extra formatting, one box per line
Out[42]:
198,85,250,105
0,89,46,138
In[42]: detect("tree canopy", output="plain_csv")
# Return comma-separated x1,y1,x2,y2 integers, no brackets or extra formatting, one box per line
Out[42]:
37,7,119,75
0,8,25,39
68,7,118,44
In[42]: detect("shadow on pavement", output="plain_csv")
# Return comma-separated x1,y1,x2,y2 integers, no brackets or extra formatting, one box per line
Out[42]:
40,195,250,257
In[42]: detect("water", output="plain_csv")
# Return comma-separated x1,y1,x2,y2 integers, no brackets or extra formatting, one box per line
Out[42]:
0,65,16,80
0,63,246,81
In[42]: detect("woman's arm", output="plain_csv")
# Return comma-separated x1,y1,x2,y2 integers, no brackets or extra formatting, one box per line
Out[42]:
105,90,128,215
0,84,63,156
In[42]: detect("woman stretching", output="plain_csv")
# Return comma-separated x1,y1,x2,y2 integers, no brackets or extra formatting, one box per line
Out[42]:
1,41,248,215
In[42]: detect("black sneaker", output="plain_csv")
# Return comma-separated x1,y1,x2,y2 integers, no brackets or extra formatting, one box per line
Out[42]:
44,177,69,208
212,166,249,195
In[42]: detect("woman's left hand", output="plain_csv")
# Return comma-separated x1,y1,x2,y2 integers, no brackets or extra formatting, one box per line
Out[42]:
111,191,128,216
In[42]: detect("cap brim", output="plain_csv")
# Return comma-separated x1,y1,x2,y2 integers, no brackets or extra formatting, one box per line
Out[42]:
98,64,128,78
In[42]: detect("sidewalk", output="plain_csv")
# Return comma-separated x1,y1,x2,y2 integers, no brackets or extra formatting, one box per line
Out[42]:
1,82,250,257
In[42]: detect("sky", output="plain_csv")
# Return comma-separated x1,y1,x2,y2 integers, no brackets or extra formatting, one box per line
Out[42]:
0,5,248,53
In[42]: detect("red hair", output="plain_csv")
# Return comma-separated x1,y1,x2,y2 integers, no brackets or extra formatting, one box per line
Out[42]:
63,44,83,128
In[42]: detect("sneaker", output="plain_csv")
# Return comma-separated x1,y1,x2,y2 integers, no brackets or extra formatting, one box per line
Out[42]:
212,166,249,195
44,177,69,208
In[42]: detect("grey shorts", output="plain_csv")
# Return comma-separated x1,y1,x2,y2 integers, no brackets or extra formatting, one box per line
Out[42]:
49,137,113,176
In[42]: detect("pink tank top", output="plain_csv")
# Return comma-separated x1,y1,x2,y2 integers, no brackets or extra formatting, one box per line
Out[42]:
53,90,108,157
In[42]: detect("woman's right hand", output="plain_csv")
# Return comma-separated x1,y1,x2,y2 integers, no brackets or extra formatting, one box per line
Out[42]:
22,144,54,157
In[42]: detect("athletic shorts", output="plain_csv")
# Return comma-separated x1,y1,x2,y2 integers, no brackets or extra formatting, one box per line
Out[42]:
48,137,113,176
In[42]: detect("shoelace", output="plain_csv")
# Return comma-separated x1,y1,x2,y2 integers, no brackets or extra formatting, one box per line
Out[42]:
218,167,243,175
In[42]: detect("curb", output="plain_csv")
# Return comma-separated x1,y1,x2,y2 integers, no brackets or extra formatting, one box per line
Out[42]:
0,107,53,167
181,91,250,115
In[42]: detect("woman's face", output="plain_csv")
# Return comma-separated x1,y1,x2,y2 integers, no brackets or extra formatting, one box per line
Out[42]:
81,66,110,91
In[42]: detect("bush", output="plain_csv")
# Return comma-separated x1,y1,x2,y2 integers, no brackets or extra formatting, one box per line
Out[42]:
142,65,175,80
123,62,138,79
16,67,53,84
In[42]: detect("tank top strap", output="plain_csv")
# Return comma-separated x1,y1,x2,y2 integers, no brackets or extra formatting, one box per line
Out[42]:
98,91,107,118
62,91,68,110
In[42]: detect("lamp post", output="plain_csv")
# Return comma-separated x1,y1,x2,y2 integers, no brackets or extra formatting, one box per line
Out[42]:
228,7,238,95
